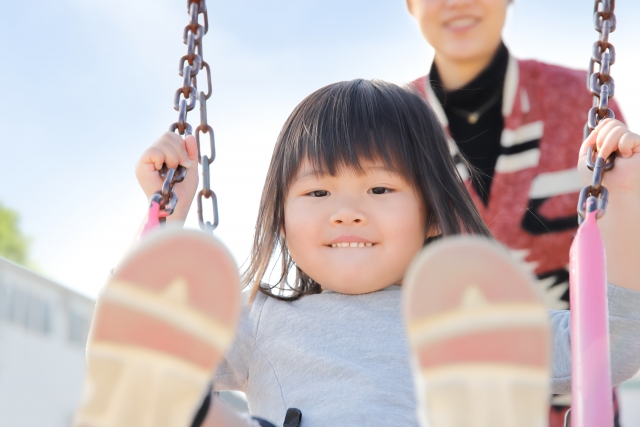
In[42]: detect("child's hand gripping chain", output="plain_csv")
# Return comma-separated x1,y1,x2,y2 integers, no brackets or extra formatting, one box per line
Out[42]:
579,119,640,196
578,119,640,291
135,132,200,228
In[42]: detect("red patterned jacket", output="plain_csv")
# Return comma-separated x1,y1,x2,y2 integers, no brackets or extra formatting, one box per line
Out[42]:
412,56,624,311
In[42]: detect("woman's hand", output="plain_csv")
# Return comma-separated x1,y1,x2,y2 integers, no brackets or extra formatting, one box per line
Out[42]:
135,132,199,222
578,118,640,197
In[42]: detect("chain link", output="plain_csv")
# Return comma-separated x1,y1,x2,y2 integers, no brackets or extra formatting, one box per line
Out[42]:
578,0,617,224
155,0,218,231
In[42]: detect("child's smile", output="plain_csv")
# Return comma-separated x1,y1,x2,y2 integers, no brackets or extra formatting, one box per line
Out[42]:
284,159,429,295
327,234,375,248
329,241,374,248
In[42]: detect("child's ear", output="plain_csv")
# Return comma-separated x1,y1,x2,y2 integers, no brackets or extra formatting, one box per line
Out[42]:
423,224,442,246
425,223,441,240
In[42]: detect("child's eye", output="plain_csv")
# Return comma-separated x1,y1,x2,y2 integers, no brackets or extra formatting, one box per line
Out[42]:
370,187,391,195
308,190,329,197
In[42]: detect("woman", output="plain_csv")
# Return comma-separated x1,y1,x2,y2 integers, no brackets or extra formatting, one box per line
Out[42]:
405,0,624,426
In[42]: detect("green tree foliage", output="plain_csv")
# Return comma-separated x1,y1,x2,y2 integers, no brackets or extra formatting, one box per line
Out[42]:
0,203,30,265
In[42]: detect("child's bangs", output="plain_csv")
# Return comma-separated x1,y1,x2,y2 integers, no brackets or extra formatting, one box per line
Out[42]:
281,80,416,186
302,123,411,180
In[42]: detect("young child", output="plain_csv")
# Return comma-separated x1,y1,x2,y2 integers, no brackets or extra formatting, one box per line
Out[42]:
73,80,640,427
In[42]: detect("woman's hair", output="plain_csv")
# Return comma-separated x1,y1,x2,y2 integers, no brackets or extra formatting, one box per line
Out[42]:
243,79,491,301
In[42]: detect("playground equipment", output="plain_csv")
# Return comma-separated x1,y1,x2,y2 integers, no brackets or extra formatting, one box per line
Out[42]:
569,1,618,426
145,0,218,235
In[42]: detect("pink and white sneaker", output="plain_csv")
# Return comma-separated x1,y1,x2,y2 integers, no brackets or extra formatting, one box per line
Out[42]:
403,236,551,427
73,229,241,427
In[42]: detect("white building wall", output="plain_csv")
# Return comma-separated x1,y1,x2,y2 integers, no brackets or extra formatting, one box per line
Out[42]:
0,258,93,427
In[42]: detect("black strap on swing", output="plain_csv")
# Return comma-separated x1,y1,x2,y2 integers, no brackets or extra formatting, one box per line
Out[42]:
251,408,302,427
283,408,303,427
190,389,212,427
190,387,302,427
153,0,219,232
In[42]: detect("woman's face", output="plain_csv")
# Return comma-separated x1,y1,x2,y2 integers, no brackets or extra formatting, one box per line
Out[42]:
407,0,509,62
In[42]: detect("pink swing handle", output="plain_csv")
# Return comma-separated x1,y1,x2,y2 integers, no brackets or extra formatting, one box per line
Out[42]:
569,201,613,427
140,191,176,238
141,199,162,237
140,166,184,238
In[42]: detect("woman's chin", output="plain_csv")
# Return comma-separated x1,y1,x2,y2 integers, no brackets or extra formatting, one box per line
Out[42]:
441,38,498,63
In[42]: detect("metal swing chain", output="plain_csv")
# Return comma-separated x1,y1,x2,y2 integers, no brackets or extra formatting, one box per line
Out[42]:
578,0,617,224
154,0,219,232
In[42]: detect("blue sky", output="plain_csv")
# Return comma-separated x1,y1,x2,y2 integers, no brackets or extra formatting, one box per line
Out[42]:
1,0,639,298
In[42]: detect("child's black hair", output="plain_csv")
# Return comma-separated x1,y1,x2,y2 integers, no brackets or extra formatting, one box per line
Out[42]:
244,79,492,301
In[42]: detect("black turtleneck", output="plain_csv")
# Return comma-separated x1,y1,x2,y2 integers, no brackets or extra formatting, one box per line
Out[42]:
429,43,509,205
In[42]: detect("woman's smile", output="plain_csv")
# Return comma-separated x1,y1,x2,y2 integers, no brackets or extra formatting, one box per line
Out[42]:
444,16,480,33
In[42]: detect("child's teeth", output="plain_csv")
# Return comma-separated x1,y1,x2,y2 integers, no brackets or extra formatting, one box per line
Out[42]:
332,243,337,248
331,242,373,247
349,242,357,248
358,243,364,248
366,243,372,247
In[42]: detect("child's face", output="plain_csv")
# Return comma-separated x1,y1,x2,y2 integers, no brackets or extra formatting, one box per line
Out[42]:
284,159,428,294
406,0,508,63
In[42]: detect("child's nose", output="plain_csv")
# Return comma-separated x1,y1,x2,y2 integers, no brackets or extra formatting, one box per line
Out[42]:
330,207,367,225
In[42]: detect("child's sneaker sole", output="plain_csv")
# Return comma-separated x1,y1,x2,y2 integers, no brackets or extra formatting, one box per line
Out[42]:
73,229,241,427
403,236,550,427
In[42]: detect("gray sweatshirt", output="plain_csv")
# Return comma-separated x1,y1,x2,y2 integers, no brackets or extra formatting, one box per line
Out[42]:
213,284,640,427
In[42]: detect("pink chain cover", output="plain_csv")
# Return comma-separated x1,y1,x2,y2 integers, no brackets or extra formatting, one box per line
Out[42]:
569,209,613,427
141,201,162,237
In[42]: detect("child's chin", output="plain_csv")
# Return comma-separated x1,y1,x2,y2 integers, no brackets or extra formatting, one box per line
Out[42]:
322,279,391,296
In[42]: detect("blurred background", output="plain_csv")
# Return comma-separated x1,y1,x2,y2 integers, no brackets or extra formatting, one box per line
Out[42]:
0,0,639,426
